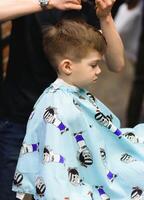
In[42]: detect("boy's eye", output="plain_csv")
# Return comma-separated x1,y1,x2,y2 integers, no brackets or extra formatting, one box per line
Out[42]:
90,64,98,68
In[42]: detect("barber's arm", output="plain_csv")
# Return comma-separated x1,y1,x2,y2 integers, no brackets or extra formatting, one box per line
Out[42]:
0,0,82,22
96,0,125,72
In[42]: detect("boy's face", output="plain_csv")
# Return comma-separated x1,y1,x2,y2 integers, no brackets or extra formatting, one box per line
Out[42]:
71,50,102,88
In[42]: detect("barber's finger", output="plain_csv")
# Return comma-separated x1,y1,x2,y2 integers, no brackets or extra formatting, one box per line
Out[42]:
105,0,116,5
67,0,81,4
96,0,113,8
77,0,82,3
64,3,82,9
99,0,115,6
111,0,116,4
96,0,106,9
67,0,82,6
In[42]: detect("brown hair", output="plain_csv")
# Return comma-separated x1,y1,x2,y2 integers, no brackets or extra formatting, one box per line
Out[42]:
43,19,107,72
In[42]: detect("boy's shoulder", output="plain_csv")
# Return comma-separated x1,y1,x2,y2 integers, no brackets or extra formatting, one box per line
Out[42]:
33,81,74,110
32,80,121,129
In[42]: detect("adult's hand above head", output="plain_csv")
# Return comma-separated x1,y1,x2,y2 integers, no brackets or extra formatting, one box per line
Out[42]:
48,0,82,10
94,0,125,72
0,0,82,22
95,0,116,19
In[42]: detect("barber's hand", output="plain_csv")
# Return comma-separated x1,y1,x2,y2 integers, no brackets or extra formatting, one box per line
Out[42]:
48,0,82,10
95,0,116,19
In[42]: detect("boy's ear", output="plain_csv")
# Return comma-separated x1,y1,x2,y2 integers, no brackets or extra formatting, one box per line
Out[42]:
59,59,72,75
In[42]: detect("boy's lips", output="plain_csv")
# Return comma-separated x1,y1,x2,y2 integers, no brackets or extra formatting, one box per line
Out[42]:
94,77,98,81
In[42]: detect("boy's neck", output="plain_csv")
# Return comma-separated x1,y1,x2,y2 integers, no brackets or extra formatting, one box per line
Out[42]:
58,75,74,87
57,75,93,91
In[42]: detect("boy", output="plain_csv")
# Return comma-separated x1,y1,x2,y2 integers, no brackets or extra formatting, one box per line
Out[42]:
12,20,144,200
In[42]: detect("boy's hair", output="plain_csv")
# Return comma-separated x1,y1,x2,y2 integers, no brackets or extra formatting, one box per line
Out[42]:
43,20,107,72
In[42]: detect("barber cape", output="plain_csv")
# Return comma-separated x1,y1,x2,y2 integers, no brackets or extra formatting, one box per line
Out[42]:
12,79,144,200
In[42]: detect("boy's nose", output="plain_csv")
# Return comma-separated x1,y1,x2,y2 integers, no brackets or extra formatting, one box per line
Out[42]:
96,66,101,75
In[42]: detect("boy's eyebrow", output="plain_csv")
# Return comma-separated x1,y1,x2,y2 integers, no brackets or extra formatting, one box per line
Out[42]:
89,59,102,64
